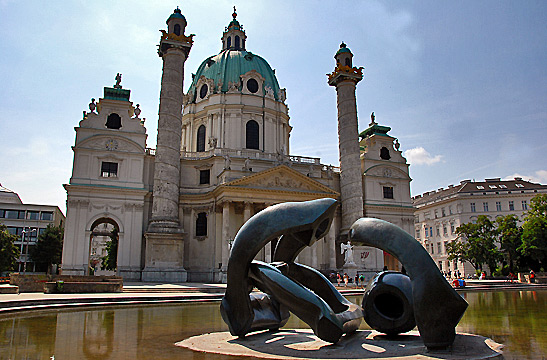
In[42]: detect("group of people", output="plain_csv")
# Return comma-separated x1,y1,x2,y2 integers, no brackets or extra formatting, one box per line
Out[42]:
331,272,366,288
442,270,462,279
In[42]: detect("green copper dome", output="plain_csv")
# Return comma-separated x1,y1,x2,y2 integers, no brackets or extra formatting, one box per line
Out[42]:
335,42,352,57
167,7,186,24
188,49,281,101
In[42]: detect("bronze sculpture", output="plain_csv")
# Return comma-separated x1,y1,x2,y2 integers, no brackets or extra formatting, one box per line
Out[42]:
220,199,467,349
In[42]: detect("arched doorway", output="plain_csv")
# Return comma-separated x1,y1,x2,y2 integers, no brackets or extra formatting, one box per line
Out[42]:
88,218,119,275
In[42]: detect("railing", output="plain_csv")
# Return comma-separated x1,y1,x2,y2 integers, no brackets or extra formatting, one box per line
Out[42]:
145,147,341,171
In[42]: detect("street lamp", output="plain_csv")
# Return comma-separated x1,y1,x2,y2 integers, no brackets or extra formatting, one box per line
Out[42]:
21,228,36,274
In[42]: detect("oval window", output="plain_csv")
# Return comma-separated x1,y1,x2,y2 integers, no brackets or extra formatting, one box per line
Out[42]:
247,78,259,93
199,84,208,99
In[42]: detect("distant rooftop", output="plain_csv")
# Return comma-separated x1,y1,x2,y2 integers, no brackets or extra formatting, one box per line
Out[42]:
412,177,547,206
0,183,23,204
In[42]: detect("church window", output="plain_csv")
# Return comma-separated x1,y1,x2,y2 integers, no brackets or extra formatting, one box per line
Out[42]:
199,84,208,99
105,113,122,129
101,162,118,177
246,120,259,149
196,212,207,236
199,169,210,185
197,125,206,152
247,78,259,94
345,57,351,67
227,36,232,48
380,147,391,160
235,35,240,49
174,24,181,36
383,186,394,199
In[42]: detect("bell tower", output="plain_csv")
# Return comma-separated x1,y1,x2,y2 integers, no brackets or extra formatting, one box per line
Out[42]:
143,7,194,282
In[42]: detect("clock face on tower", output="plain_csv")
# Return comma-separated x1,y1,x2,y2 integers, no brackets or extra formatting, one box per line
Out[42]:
105,139,118,151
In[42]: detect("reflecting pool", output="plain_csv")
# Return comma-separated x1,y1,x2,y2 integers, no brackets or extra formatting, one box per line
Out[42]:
1,290,546,359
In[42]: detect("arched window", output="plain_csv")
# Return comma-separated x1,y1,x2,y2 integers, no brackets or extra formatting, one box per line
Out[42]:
197,125,206,152
105,113,122,129
174,24,181,36
227,36,232,48
196,212,207,236
345,57,351,67
246,120,259,150
235,35,240,49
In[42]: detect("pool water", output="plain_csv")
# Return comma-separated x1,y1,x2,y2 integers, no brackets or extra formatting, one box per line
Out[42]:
1,290,545,359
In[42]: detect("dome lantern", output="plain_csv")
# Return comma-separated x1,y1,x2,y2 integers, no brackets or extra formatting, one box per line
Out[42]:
221,6,246,51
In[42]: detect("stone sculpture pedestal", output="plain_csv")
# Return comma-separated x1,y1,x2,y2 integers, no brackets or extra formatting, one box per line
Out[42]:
177,329,503,359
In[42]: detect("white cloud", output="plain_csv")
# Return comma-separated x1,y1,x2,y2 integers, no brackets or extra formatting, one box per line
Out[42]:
403,147,443,166
503,170,547,184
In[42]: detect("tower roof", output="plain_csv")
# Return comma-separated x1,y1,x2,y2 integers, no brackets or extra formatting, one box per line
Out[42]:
335,42,352,57
167,7,186,24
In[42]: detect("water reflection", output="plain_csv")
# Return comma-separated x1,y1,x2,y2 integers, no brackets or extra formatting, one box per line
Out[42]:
459,290,547,359
0,291,545,359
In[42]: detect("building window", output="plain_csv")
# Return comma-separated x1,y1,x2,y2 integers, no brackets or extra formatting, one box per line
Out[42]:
509,201,514,211
380,147,391,160
246,120,259,149
429,227,433,238
443,225,448,236
415,229,420,239
227,36,231,48
101,162,118,177
246,79,259,94
4,210,25,219
449,206,453,215
437,242,442,254
199,169,210,185
470,203,476,212
436,226,440,237
430,244,434,254
441,208,446,217
235,35,240,49
383,186,394,199
515,184,524,188
522,200,528,210
197,125,206,152
174,24,181,36
444,241,448,254
0,209,4,218
495,201,501,211
199,84,208,99
196,212,207,236
105,113,122,129
40,212,53,221
26,211,39,220
483,202,489,212
450,223,455,234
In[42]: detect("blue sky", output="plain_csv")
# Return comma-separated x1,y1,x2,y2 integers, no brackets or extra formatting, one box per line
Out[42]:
1,1,546,213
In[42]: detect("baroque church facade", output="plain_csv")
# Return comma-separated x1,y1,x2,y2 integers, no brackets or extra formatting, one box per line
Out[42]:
61,8,414,282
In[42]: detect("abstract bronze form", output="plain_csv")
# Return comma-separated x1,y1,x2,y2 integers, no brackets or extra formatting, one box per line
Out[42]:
221,199,467,349
220,198,363,343
350,218,468,349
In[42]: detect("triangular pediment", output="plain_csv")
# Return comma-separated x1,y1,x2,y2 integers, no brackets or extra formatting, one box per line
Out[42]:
224,165,338,195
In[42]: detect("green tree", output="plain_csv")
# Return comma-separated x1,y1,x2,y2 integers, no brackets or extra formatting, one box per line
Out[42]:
447,215,502,274
101,227,118,271
495,214,523,273
29,224,64,274
0,224,20,274
520,194,547,271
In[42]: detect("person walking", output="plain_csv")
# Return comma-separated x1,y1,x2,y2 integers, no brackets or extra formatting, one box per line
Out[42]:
337,273,341,287
530,270,536,283
343,273,349,287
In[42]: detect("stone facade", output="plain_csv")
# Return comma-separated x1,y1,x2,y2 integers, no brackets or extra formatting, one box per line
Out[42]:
61,8,413,282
